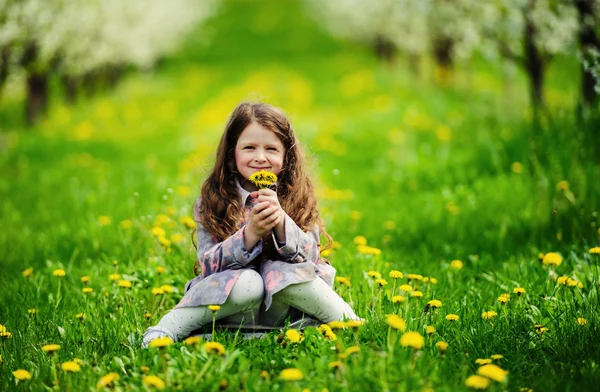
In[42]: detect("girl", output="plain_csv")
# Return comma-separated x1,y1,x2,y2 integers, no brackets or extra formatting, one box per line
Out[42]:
142,102,359,347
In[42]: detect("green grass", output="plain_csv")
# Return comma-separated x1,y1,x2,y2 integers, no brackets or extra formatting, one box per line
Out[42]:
1,0,600,390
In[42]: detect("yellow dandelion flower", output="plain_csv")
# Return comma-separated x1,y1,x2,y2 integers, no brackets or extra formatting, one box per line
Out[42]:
158,236,171,248
481,311,497,320
184,336,202,345
80,276,90,284
28,308,39,315
406,274,423,281
345,346,360,356
170,233,184,244
143,375,165,390
411,291,423,298
82,287,93,293
513,288,526,295
429,277,438,284
353,236,367,246
109,273,121,281
556,180,569,191
61,361,81,372
542,252,562,266
203,342,226,355
151,226,166,237
22,267,34,277
367,270,382,279
566,278,580,287
152,287,164,295
511,162,523,174
328,361,343,370
161,285,174,293
475,358,492,365
285,329,302,343
497,294,511,304
97,372,119,388
335,277,351,287
317,324,337,340
118,280,132,288
590,247,600,254
491,354,503,360
140,366,150,373
145,313,152,319
260,370,269,379
148,337,173,348
53,269,66,277
12,369,33,381
422,277,430,283
465,375,490,389
577,318,587,326
327,321,344,329
400,331,425,349
389,270,403,279
357,245,381,256
248,170,277,189
119,219,133,229
399,284,413,293
536,327,549,335
450,260,463,270
557,276,568,285
42,344,61,353
425,326,436,335
76,313,85,320
375,278,388,287
73,358,84,366
342,320,365,328
392,295,406,303
280,368,303,381
180,216,196,229
98,216,111,226
436,341,448,352
427,299,442,308
446,314,460,321
477,364,508,382
156,266,166,274
386,314,407,331
208,305,221,312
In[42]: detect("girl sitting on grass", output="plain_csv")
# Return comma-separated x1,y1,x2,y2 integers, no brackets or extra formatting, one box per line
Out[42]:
142,101,359,347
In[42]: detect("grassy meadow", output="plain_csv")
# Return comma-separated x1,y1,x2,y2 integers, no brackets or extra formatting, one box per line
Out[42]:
1,0,600,390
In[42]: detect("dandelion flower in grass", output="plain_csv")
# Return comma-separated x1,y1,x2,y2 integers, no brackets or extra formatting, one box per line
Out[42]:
151,226,166,237
61,361,81,373
446,314,460,321
392,295,406,303
248,170,277,189
353,235,367,246
406,274,423,281
335,277,351,287
203,342,226,355
109,273,121,281
143,375,165,390
497,294,510,304
12,369,32,381
156,266,166,274
436,341,448,352
536,327,549,335
427,299,442,308
400,331,425,349
357,245,381,256
80,276,90,284
410,290,423,298
477,364,508,382
145,313,152,320
386,314,407,331
53,269,66,277
450,260,463,270
465,375,490,389
367,270,382,279
542,252,562,266
76,313,85,320
425,326,436,335
158,236,171,248
82,287,93,294
328,361,343,370
399,284,413,293
118,280,132,289
590,247,600,254
343,320,365,328
344,346,361,357
429,277,438,284
98,216,111,226
208,305,221,312
161,285,174,293
140,366,150,373
475,358,492,365
184,336,202,345
557,180,569,191
97,372,120,388
148,337,173,348
481,311,497,320
119,219,133,229
327,321,344,329
375,278,388,287
152,287,164,295
180,216,195,229
42,344,61,354
260,370,269,379
28,308,38,315
22,267,34,277
279,368,303,381
422,277,430,283
513,288,526,295
577,318,587,326
389,270,403,279
491,354,503,360
285,329,302,343
317,324,337,340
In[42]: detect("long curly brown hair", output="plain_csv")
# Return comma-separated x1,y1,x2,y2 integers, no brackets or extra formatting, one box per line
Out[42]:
193,102,331,275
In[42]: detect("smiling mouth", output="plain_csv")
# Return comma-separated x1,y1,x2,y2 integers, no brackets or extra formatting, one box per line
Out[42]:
251,167,270,170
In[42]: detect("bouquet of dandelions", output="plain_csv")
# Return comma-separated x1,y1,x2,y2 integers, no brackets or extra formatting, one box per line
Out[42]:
248,170,278,190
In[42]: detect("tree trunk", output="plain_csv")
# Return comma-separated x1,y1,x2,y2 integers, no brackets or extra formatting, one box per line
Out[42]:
26,71,49,126
574,0,599,114
432,36,454,84
374,35,396,64
524,0,545,110
0,46,10,97
62,75,79,104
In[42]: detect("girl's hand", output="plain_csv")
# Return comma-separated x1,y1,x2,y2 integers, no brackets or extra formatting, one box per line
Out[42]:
252,189,285,241
245,201,281,249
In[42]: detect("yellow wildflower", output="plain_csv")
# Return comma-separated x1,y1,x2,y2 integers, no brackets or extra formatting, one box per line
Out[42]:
511,162,523,174
180,216,196,229
410,291,423,298
475,358,492,365
148,337,173,348
429,277,438,284
425,326,436,335
61,361,81,372
422,277,430,283
285,329,302,343
357,245,381,256
328,361,343,370
335,277,351,287
22,267,34,277
450,260,463,270
481,311,497,320
353,235,367,246
392,295,406,303
436,341,448,352
140,366,150,373
98,216,111,226
536,327,549,335
556,180,569,191
82,287,93,293
170,233,184,244
375,278,388,287
497,294,510,304
53,269,66,277
406,274,423,281
28,309,38,315
590,247,600,254
203,342,226,355
80,276,90,284
491,354,503,360
577,318,587,326
151,226,166,237
280,368,303,381
184,336,202,345
399,284,412,293
145,313,152,320
477,364,508,382
367,271,382,279
317,324,337,340
557,276,569,285
109,273,121,281
143,375,165,390
158,236,171,248
542,252,562,266
12,369,33,381
208,305,221,312
386,314,407,331
427,299,442,308
343,320,365,328
118,280,132,289
327,321,344,329
161,285,174,293
42,344,61,354
248,170,277,189
400,331,425,349
152,287,164,295
513,288,526,295
119,220,133,229
76,313,85,320
389,270,403,279
97,372,120,388
156,266,166,274
465,375,490,389
446,314,460,321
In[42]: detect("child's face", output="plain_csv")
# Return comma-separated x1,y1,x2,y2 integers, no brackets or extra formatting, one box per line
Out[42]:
235,122,285,188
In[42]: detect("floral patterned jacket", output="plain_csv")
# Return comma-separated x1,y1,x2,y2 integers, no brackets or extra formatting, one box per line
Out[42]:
175,180,336,311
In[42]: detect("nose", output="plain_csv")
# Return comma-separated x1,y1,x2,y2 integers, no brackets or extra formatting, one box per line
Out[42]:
254,150,266,162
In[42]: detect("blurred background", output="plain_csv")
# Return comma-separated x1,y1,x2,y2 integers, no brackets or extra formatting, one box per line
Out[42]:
0,0,599,268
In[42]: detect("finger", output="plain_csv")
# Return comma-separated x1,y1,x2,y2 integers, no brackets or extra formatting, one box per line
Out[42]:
257,195,276,205
258,188,276,197
252,201,271,214
250,191,258,199
259,206,278,219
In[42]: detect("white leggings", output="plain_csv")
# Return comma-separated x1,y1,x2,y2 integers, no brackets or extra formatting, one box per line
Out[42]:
142,270,358,347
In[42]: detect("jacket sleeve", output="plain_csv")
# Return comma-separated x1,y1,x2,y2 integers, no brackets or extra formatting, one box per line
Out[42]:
196,220,263,277
272,214,322,264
